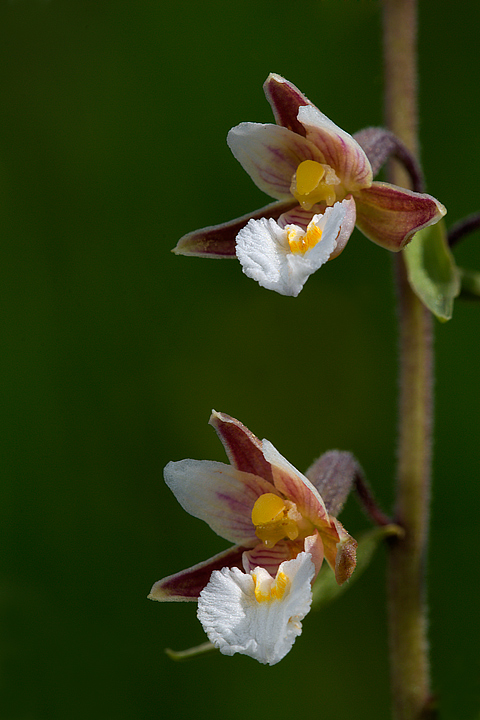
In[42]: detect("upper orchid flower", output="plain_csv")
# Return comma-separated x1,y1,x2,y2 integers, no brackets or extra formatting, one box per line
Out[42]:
174,73,446,296
149,411,357,665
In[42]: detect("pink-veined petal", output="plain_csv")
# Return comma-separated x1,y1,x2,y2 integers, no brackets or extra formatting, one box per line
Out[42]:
304,530,325,578
261,440,329,526
298,105,373,192
227,122,324,200
263,73,312,136
243,532,324,579
148,544,249,602
209,411,274,483
164,459,278,544
354,182,447,251
242,540,295,575
173,199,297,258
328,195,356,259
277,204,316,229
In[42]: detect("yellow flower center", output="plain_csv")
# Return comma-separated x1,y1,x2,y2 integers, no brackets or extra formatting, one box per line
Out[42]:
252,569,289,603
251,493,302,548
287,223,323,255
291,159,340,210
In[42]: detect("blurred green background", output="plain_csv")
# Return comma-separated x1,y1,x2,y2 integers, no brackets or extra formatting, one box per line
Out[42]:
1,1,479,718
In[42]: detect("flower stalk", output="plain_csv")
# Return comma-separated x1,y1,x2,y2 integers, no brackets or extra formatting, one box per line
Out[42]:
383,0,435,718
448,211,480,247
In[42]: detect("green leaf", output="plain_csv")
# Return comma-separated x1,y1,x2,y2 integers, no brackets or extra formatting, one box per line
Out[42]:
311,524,402,611
404,219,460,321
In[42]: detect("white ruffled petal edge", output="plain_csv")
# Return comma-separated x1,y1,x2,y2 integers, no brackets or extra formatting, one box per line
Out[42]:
197,552,315,666
235,199,350,296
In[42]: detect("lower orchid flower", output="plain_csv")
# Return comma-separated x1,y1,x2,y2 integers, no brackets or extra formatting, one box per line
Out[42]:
174,73,446,296
149,411,357,665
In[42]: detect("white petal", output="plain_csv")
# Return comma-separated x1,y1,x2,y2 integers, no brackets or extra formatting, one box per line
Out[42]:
262,440,329,524
235,200,349,296
164,459,276,544
227,122,324,200
197,552,315,666
297,105,373,191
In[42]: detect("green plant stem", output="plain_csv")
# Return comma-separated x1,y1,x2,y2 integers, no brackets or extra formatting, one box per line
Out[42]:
383,1,434,719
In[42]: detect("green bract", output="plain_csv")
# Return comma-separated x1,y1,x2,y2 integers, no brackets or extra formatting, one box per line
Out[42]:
404,219,460,321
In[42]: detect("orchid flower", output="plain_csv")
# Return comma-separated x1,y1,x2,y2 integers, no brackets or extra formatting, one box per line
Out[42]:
174,73,446,296
149,411,357,665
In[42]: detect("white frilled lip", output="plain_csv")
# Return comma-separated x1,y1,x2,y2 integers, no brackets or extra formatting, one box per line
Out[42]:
197,551,315,665
235,198,356,297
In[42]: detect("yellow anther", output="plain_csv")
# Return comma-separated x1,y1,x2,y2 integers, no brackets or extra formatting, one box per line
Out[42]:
295,160,326,195
291,159,339,210
251,493,300,548
251,493,285,526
